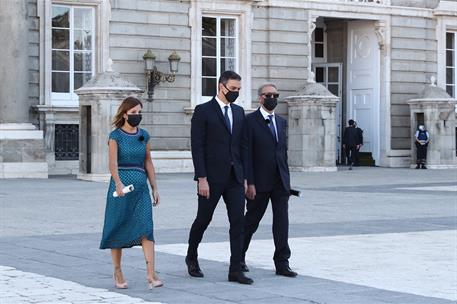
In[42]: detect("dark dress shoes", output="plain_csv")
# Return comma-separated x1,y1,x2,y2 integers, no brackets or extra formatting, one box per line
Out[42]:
240,261,249,272
228,271,253,284
276,266,297,277
185,256,204,278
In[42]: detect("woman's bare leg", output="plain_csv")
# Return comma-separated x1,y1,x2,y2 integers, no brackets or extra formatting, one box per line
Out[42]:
111,248,126,284
141,239,159,281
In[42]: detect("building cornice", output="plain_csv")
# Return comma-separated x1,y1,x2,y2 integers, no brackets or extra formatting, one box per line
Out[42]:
254,0,434,18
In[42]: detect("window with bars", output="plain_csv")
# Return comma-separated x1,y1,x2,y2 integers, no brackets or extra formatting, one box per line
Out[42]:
51,5,95,105
446,32,456,97
55,124,79,160
201,16,238,101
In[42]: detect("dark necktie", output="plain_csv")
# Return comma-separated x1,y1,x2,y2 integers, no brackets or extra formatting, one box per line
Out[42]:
268,115,277,142
224,105,231,133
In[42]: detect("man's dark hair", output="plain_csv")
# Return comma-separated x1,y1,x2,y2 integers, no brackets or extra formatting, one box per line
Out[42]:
348,119,355,126
218,70,241,85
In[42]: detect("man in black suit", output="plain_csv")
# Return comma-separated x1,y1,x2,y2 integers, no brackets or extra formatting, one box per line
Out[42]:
342,119,360,170
241,83,297,277
186,71,253,285
353,121,363,166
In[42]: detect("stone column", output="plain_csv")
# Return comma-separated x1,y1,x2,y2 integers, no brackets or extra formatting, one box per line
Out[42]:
0,1,29,123
285,81,339,171
75,67,143,181
407,81,457,169
0,1,47,178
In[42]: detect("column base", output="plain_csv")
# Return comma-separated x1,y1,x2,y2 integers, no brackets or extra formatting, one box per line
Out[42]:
150,150,193,173
290,166,338,172
0,123,48,179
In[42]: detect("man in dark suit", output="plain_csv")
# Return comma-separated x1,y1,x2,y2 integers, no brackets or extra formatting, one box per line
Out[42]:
241,83,297,277
353,121,363,166
186,71,253,284
342,119,360,170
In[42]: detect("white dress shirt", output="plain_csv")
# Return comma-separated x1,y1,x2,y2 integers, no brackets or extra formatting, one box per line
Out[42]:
215,96,233,131
260,106,278,141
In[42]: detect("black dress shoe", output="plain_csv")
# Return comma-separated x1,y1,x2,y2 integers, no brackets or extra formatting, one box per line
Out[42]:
185,256,204,278
228,271,253,284
240,261,249,272
276,266,297,277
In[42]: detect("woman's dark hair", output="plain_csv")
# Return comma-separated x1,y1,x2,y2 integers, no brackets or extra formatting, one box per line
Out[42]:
218,70,241,85
112,96,143,128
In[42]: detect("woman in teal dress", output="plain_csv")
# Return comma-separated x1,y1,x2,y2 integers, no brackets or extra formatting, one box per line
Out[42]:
100,96,163,289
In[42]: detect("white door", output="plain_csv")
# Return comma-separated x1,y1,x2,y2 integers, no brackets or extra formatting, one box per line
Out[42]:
347,21,380,164
313,63,343,163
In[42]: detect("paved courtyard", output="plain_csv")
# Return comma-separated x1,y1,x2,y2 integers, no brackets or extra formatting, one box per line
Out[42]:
0,167,456,303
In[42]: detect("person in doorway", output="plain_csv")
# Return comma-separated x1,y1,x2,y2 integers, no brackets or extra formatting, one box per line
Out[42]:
415,124,430,169
241,83,297,277
186,71,253,285
353,121,364,166
100,96,163,290
342,119,360,170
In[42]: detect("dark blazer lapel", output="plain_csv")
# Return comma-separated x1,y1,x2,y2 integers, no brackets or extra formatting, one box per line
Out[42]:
254,109,276,143
210,97,231,134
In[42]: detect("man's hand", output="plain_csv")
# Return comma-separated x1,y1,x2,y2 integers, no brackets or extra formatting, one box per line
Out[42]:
198,177,210,199
246,184,256,200
244,180,248,195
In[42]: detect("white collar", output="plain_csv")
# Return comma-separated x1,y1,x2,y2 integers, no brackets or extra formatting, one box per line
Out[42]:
215,96,230,109
259,106,274,120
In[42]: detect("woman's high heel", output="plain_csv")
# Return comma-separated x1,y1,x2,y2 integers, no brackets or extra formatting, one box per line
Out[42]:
147,277,163,289
113,273,128,289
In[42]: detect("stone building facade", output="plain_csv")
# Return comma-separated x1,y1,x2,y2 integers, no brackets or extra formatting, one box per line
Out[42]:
1,0,456,176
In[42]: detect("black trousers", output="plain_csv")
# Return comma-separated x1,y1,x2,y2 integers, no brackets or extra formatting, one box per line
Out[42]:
354,146,361,165
243,176,291,269
415,142,428,164
345,146,357,165
187,170,245,272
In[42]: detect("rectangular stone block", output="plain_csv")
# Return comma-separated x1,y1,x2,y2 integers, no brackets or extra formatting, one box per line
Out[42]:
0,162,48,178
392,38,436,51
391,71,428,83
252,30,308,44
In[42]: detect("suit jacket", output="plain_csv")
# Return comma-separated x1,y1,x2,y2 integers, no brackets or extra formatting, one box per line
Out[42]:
243,109,290,193
191,97,246,185
356,127,363,145
343,126,359,147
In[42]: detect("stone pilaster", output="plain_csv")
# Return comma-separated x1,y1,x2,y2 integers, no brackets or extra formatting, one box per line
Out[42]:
407,80,457,169
0,1,47,178
285,81,339,171
75,64,143,181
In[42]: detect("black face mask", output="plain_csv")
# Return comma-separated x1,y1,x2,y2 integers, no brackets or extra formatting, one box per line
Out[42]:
223,84,239,103
263,97,278,111
127,114,142,127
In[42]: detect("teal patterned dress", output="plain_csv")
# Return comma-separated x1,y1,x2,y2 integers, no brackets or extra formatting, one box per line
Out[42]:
100,127,154,249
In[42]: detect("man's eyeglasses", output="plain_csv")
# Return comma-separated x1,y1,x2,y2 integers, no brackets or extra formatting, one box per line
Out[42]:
261,93,279,98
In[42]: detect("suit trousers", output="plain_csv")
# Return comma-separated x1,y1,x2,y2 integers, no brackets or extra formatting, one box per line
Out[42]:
243,175,291,269
346,145,357,165
187,169,245,272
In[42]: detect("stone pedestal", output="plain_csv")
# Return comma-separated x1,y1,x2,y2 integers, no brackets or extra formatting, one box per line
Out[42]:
0,124,48,178
285,82,339,171
75,69,143,181
407,82,457,169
